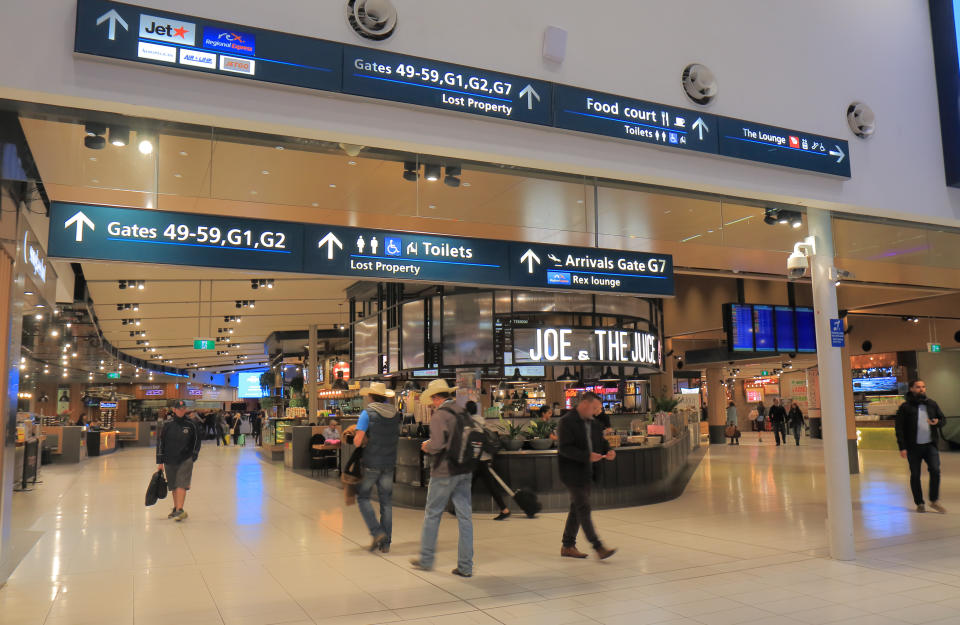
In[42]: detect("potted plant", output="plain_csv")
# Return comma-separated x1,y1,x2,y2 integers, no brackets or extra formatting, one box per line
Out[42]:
527,419,556,450
498,418,527,451
653,396,681,442
260,370,276,396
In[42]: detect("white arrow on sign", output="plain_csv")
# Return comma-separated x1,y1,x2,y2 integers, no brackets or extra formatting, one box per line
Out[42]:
96,9,128,41
692,117,709,141
520,249,541,274
64,211,95,243
318,232,343,260
829,145,846,164
518,84,540,110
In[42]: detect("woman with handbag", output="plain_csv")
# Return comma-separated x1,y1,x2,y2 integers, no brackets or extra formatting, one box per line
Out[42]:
725,401,741,445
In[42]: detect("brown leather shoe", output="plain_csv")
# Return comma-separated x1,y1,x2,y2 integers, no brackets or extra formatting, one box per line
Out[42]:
595,546,617,560
560,546,588,559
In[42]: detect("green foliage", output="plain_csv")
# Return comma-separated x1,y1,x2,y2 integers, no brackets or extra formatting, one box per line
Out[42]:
289,375,305,397
497,415,527,439
259,371,276,392
260,397,276,413
653,396,680,413
527,419,556,439
289,396,306,408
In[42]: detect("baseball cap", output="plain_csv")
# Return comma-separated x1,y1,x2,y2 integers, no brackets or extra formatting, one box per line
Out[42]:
171,399,187,409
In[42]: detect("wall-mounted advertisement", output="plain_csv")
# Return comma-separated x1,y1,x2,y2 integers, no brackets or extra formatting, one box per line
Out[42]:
513,326,661,370
237,370,266,399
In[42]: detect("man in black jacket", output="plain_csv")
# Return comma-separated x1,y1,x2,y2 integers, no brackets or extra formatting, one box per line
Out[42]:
557,392,616,560
156,400,202,521
768,399,788,447
895,380,947,514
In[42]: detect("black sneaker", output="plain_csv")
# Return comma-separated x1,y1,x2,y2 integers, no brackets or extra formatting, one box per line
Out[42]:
369,533,386,552
379,542,390,554
493,511,511,521
167,507,178,519
451,568,473,578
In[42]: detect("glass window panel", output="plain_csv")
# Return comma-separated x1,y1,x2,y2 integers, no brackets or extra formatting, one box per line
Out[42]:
354,316,379,377
442,293,493,366
401,300,425,369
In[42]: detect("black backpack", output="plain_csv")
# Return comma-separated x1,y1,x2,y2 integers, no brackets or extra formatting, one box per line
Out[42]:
441,407,485,475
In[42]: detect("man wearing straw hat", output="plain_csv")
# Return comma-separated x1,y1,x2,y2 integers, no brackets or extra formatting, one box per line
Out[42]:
354,382,401,553
411,379,475,577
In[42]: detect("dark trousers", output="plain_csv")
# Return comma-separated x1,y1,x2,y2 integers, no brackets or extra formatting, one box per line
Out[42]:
907,444,941,505
475,460,507,511
562,483,601,549
773,423,786,445
793,424,802,445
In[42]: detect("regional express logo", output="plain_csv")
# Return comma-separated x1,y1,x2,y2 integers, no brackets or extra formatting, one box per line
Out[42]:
203,27,256,55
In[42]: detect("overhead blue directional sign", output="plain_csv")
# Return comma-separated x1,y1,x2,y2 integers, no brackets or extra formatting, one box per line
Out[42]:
73,0,850,178
342,46,553,125
718,118,850,178
75,0,342,93
48,202,675,298
554,86,717,153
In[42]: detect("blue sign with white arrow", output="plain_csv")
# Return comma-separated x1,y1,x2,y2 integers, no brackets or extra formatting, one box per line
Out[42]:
718,118,850,177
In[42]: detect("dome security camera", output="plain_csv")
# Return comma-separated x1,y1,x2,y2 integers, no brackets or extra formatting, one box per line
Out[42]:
787,251,808,279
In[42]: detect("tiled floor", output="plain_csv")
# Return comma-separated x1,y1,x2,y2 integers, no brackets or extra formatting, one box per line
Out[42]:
3,433,960,624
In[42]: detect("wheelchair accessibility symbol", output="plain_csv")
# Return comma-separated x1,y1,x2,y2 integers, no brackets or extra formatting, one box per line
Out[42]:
385,237,402,257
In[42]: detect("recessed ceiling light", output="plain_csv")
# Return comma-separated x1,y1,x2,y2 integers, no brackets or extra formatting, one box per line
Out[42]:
311,202,319,207
250,190,258,195
329,184,337,188
348,161,357,166
173,173,183,178
429,204,436,209
261,170,269,175
179,151,188,156
275,146,284,150
88,157,97,162
91,179,99,184
577,199,584,204
24,291,33,295
462,182,471,187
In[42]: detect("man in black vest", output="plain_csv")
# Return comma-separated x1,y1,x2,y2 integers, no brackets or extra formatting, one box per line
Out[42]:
768,398,788,447
557,392,617,560
354,382,401,552
895,380,947,513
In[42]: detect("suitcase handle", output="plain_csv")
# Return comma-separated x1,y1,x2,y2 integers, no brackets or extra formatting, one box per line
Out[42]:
486,466,515,498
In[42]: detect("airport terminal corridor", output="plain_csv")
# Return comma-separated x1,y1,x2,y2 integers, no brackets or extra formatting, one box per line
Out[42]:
3,439,960,625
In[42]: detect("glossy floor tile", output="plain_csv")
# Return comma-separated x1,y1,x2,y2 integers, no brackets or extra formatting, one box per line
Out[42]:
4,433,960,624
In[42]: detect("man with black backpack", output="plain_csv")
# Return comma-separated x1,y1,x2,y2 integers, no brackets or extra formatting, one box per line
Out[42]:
411,379,482,577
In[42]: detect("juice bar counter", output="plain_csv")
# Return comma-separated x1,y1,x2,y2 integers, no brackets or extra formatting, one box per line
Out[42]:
341,431,698,513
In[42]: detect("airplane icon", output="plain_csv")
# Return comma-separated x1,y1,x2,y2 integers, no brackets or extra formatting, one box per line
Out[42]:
547,253,562,264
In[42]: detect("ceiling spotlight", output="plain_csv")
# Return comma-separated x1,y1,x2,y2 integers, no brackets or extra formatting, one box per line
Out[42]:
402,161,419,182
109,126,130,147
137,280,145,290
791,216,803,229
138,139,154,155
423,163,441,182
119,280,126,289
251,279,259,290
84,121,106,137
84,135,106,150
444,165,462,187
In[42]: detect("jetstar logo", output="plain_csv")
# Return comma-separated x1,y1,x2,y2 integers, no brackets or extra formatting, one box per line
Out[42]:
139,14,196,46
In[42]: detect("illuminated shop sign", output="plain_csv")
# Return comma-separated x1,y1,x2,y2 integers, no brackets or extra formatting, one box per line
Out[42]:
514,327,660,367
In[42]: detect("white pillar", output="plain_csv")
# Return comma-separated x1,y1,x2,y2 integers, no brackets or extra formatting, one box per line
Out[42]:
806,207,856,561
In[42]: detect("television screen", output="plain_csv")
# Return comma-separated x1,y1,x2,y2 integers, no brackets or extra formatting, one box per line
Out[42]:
795,307,816,352
852,377,898,392
774,306,797,353
753,305,775,352
237,370,266,399
730,304,754,351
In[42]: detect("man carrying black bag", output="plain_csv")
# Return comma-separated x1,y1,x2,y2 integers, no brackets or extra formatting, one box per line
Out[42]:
156,400,202,521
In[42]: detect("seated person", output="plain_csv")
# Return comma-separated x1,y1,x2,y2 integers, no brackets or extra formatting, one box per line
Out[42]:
322,419,340,442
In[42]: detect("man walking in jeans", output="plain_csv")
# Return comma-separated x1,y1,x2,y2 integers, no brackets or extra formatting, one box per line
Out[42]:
411,379,474,577
353,382,401,553
557,392,616,559
895,380,947,514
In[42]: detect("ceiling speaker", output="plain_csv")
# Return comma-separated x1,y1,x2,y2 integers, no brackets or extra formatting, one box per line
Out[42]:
346,0,398,41
681,63,718,106
847,102,875,138
861,340,873,352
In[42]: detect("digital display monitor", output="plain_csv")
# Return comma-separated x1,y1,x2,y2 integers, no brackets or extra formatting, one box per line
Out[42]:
99,401,118,409
774,306,797,353
504,365,545,377
730,304,755,351
795,307,817,352
237,370,266,399
753,305,775,352
852,377,898,392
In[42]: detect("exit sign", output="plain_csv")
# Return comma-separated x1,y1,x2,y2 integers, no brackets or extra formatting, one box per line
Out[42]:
928,343,942,353
106,372,120,379
761,370,770,376
194,339,215,350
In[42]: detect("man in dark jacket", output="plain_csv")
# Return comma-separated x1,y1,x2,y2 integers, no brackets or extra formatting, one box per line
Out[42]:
768,399,788,447
557,392,616,560
156,400,202,521
353,382,401,553
895,380,947,513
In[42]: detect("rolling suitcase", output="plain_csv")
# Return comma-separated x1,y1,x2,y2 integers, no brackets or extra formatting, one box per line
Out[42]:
488,466,542,518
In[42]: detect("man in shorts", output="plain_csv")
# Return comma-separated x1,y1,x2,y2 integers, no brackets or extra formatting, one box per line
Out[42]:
157,400,202,521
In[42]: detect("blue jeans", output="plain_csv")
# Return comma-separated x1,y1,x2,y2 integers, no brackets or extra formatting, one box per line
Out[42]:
357,467,394,544
419,472,473,574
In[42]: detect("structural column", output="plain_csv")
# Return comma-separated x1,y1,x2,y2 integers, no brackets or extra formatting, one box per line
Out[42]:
840,341,859,474
806,207,856,560
307,324,318,423
706,367,727,444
